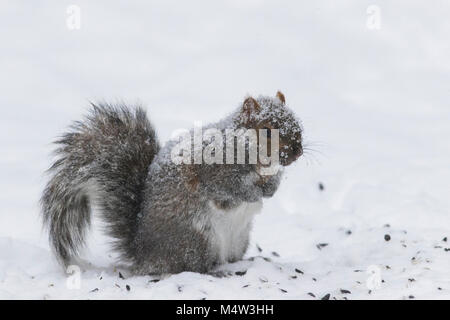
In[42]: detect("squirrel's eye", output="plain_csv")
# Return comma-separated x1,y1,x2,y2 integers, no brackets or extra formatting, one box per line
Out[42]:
263,127,271,139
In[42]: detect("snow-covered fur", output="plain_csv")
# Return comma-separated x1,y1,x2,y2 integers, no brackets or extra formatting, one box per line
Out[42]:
41,103,160,266
41,93,303,274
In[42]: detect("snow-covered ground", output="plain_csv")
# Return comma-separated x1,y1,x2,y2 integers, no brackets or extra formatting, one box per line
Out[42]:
1,1,450,299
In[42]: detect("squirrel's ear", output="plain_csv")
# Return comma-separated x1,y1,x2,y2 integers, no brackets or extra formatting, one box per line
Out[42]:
242,97,260,121
276,91,286,105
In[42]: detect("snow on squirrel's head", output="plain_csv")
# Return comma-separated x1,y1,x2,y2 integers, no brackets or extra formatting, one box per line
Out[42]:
234,91,303,166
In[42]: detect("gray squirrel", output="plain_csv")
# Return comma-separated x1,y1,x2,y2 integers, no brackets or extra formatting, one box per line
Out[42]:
41,91,303,275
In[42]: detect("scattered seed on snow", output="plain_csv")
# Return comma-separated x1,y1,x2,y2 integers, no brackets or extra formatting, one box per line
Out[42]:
321,293,330,300
235,270,247,276
316,243,329,250
256,244,262,252
126,285,131,291
271,251,280,257
295,268,304,274
384,234,391,241
308,292,316,298
340,289,351,294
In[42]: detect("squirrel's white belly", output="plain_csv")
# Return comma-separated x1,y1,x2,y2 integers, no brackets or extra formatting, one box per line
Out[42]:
205,200,263,263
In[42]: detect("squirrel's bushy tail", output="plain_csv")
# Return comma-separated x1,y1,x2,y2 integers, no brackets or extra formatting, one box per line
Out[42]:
41,103,160,266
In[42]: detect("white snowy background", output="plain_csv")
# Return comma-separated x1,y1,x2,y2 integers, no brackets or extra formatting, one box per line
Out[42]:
1,1,449,300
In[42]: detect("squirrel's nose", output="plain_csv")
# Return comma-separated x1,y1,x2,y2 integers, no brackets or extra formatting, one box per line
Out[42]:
292,144,303,159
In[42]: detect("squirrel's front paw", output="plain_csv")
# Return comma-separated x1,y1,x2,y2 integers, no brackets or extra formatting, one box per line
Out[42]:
262,185,277,198
260,175,282,198
240,188,264,202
